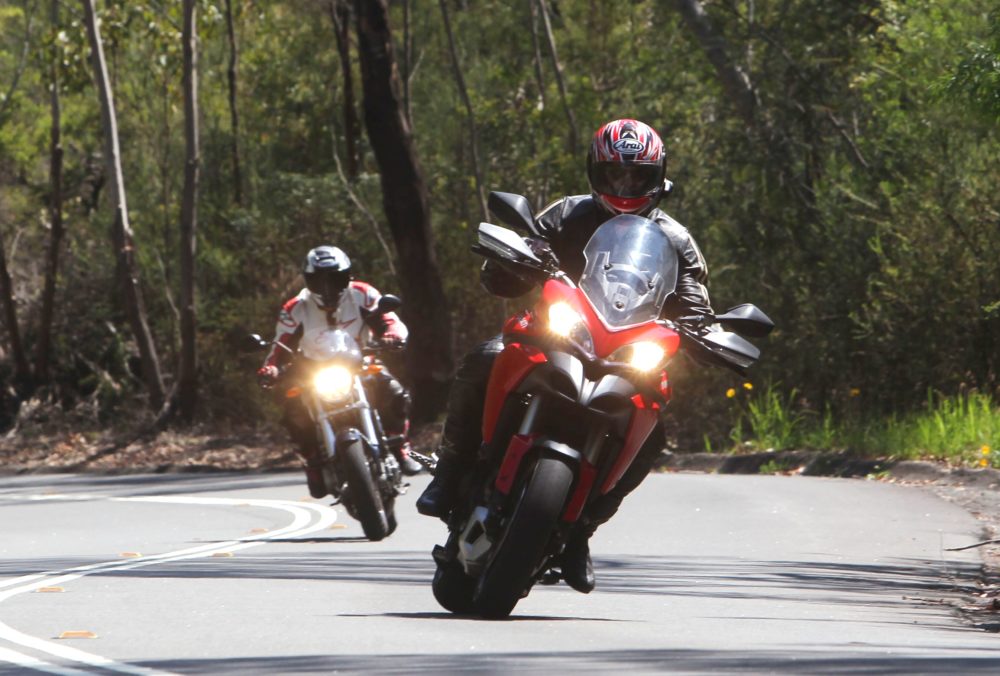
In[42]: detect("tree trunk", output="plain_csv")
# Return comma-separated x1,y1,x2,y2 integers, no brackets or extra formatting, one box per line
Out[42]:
82,0,165,408
178,0,200,421
528,0,547,109
402,0,413,126
330,0,360,180
673,0,757,129
536,0,578,156
354,0,454,422
0,231,30,391
35,0,65,387
224,0,243,205
438,0,487,220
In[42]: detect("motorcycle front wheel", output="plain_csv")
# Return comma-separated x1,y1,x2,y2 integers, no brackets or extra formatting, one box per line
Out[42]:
473,456,574,618
340,440,390,541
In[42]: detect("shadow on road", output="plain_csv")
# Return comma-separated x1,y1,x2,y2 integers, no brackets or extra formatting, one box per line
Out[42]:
139,648,1000,674
1,550,977,619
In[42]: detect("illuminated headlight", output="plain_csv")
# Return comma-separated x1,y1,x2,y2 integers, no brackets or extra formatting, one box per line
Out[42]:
314,366,353,401
611,341,668,372
548,302,582,337
547,302,594,353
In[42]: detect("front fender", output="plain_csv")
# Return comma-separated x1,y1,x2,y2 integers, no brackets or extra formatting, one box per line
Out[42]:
494,435,581,496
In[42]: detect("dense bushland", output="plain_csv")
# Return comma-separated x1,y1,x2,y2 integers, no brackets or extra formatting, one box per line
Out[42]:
0,1,997,459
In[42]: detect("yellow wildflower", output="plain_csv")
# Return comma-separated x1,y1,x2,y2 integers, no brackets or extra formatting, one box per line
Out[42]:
980,457,989,468
982,445,992,456
726,388,737,399
743,382,753,391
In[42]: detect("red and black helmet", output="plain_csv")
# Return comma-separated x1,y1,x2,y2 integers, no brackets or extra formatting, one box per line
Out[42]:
586,119,667,215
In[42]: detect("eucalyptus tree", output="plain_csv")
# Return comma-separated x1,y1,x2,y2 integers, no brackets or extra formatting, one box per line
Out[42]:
82,0,165,408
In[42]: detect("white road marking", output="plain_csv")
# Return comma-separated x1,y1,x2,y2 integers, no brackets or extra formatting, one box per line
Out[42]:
0,493,339,675
0,646,94,675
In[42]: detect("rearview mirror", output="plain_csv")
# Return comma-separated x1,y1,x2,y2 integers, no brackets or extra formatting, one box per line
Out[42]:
240,333,269,353
488,191,537,235
715,303,774,338
376,294,402,315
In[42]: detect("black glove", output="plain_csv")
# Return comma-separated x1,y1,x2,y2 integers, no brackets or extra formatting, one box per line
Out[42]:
525,237,559,269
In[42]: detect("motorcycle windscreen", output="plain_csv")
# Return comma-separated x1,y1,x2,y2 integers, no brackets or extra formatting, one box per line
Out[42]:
579,215,679,328
300,328,362,365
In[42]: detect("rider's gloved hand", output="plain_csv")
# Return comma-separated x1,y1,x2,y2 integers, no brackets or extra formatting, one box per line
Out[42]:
257,365,279,389
379,333,406,349
525,237,559,269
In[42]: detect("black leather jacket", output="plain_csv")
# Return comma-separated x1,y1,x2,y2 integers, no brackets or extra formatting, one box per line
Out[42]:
481,195,714,319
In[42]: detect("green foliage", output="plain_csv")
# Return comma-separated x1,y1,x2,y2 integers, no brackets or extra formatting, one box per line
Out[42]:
726,384,1000,465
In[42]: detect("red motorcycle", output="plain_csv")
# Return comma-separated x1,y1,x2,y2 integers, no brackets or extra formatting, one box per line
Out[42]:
430,192,773,618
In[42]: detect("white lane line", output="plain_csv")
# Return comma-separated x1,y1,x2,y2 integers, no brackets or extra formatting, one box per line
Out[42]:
0,646,94,675
0,494,338,675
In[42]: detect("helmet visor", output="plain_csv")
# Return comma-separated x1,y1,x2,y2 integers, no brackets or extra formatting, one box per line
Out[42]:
305,269,350,303
589,161,664,199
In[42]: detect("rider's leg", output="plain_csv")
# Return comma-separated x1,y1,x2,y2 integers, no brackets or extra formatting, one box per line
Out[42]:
561,423,667,592
416,336,504,517
370,369,423,475
282,396,327,499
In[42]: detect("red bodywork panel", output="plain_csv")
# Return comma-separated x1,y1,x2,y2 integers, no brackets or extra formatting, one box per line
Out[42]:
562,459,597,522
600,394,660,494
482,343,547,444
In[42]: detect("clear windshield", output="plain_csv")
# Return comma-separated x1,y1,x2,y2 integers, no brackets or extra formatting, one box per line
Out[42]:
579,215,679,327
300,328,362,364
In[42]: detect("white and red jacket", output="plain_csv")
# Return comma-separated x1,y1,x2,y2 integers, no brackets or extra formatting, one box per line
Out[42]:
263,281,407,369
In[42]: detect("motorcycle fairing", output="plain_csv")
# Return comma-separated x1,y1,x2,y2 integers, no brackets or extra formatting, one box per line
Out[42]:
541,280,680,359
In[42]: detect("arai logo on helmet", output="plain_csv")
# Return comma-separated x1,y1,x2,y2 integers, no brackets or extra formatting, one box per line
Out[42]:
612,137,646,154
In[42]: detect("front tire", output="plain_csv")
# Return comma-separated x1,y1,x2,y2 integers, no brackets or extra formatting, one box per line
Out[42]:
474,456,575,618
340,440,389,541
433,559,477,614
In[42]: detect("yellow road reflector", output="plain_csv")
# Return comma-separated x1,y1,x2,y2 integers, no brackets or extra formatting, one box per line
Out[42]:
35,587,65,593
212,552,234,558
119,552,142,558
249,528,269,534
57,631,96,639
329,524,347,530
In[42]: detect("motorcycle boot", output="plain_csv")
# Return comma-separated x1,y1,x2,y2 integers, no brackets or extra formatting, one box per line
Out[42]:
415,453,463,517
560,522,596,593
304,463,328,499
391,439,424,476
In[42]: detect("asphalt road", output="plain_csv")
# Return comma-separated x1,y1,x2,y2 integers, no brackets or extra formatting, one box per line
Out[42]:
1,471,998,674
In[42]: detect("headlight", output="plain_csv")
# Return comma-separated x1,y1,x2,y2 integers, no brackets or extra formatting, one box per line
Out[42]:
611,341,668,372
313,366,354,400
547,302,594,353
548,302,582,337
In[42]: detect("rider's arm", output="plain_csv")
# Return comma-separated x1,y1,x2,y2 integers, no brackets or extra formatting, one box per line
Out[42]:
353,281,408,342
480,259,537,298
262,293,306,369
655,216,714,320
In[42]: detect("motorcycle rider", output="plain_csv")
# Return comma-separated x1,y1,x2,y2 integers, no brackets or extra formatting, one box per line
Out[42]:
416,118,714,593
258,245,424,499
